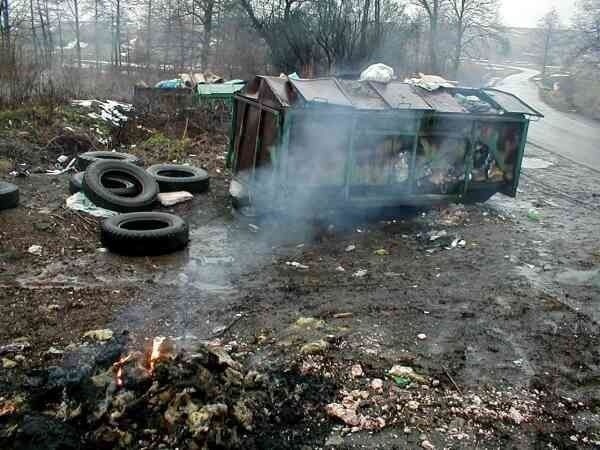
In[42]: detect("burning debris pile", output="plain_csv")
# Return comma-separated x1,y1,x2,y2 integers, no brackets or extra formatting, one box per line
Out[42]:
0,337,274,449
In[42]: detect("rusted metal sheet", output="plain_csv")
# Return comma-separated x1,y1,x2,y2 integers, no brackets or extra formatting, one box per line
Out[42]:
418,89,467,113
289,78,353,107
261,76,293,107
483,88,543,116
337,80,388,110
369,82,432,110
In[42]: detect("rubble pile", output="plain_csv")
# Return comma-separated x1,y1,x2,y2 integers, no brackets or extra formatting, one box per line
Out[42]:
0,338,273,449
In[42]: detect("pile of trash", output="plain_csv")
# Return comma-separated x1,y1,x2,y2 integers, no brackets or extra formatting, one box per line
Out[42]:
0,337,270,449
71,100,134,127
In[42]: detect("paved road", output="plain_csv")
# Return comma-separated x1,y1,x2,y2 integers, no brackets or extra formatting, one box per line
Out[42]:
495,68,600,171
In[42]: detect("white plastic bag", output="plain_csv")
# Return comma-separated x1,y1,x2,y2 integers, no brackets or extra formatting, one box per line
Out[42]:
359,64,394,84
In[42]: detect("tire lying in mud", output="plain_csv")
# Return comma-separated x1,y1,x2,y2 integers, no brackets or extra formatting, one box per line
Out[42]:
76,151,143,171
69,171,138,196
147,164,209,193
0,181,19,211
82,160,159,212
100,212,189,255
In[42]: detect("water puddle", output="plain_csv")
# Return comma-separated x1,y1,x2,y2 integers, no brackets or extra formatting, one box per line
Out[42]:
522,157,554,169
556,268,600,288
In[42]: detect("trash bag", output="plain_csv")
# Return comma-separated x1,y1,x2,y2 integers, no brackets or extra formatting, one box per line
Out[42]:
359,64,395,84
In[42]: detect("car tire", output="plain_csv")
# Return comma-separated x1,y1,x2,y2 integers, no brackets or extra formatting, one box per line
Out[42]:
82,160,159,212
76,151,143,171
0,181,19,211
69,171,138,196
147,164,209,193
100,212,189,255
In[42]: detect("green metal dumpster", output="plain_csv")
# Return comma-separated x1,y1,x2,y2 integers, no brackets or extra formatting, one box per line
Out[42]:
227,75,543,212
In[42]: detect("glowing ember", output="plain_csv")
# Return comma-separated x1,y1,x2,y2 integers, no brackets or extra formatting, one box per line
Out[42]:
116,367,123,387
149,336,166,372
113,353,134,388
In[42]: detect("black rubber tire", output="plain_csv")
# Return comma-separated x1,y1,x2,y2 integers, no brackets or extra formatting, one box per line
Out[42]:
0,181,19,211
100,212,189,255
147,164,209,193
82,160,159,212
69,171,138,196
76,151,143,171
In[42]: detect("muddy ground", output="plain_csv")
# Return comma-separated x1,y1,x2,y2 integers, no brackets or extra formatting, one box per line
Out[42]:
1,106,600,448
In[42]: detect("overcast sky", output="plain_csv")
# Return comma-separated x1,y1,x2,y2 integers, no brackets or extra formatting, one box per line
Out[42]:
501,0,576,28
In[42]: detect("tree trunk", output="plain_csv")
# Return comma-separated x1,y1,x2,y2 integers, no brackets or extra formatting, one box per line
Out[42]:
94,0,99,70
1,0,10,51
429,1,439,73
359,0,371,59
201,0,214,70
542,30,551,76
145,0,152,67
115,0,121,67
57,5,64,65
453,24,463,77
29,0,39,63
73,0,81,68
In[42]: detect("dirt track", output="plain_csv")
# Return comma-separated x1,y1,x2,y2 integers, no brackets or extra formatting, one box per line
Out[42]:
1,122,600,447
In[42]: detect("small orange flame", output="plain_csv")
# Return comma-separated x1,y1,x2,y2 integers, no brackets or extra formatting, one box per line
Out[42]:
149,336,166,372
113,353,133,388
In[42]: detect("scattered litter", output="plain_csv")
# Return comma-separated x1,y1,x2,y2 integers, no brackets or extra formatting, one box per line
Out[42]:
0,341,30,355
294,317,325,329
450,238,466,248
353,269,368,278
2,358,17,369
371,378,384,392
333,312,353,319
300,340,328,355
286,261,309,270
527,208,540,222
72,99,133,126
66,192,118,218
57,155,70,164
345,244,356,252
335,265,346,273
509,406,524,425
455,93,495,113
420,439,435,449
157,191,193,207
439,204,469,226
27,245,42,256
83,329,114,341
10,163,30,177
417,333,427,340
407,400,420,410
360,63,394,84
351,364,364,378
44,347,64,357
248,224,260,232
388,365,427,384
405,73,457,91
374,249,388,256
46,157,76,175
429,230,448,241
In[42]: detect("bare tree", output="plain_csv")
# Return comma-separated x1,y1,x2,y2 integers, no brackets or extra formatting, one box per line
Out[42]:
448,0,499,76
67,0,82,67
538,8,560,76
413,0,445,73
574,0,600,56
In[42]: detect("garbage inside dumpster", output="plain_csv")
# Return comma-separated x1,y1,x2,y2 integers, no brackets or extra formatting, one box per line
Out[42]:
227,74,543,213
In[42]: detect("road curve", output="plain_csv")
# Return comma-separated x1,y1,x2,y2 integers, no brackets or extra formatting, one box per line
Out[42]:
495,68,600,171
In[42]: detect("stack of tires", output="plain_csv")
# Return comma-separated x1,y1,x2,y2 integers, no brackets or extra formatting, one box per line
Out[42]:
70,151,210,256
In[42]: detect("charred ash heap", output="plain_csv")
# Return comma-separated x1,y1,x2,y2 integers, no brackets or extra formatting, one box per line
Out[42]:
0,335,307,450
